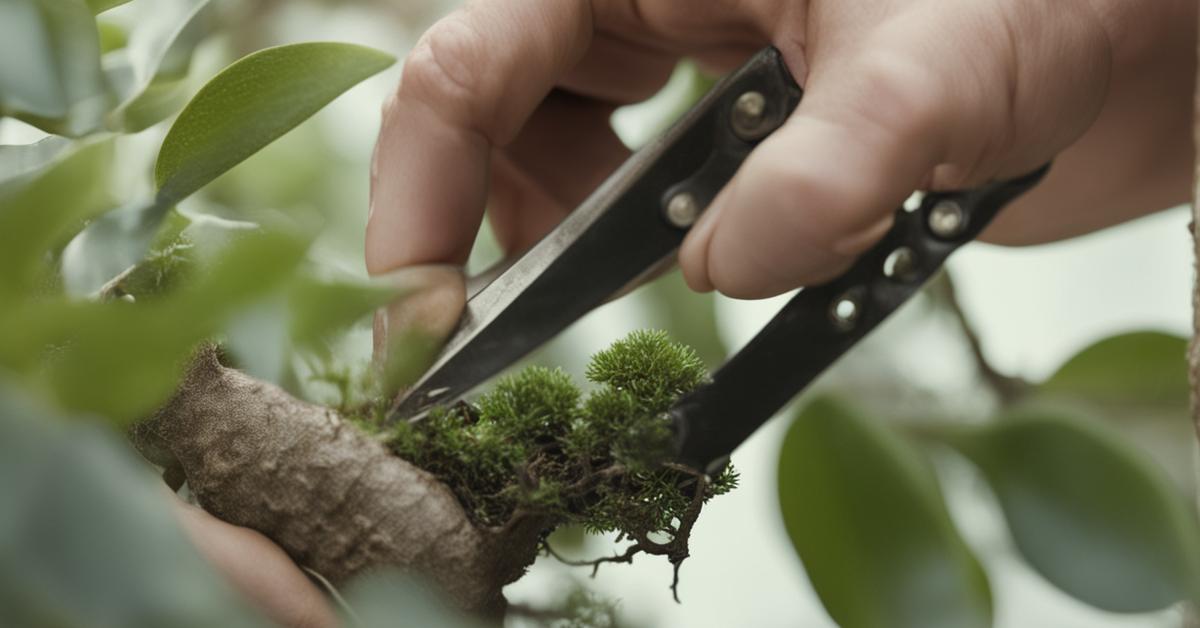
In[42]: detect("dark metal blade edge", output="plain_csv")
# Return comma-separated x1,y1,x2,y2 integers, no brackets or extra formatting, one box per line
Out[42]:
388,47,802,422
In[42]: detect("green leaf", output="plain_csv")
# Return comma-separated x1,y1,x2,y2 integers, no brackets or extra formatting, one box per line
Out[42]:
0,135,72,186
1041,332,1189,411
59,199,170,296
104,0,214,132
778,397,991,628
7,228,309,423
97,20,128,53
86,0,132,13
0,138,115,297
340,571,486,628
0,0,108,136
154,42,395,204
0,381,267,627
940,411,1200,612
288,273,398,347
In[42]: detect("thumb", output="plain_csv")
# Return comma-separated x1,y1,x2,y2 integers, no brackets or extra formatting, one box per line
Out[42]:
680,52,956,299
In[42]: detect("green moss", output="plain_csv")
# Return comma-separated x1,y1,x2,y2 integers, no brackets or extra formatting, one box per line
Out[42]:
372,330,738,543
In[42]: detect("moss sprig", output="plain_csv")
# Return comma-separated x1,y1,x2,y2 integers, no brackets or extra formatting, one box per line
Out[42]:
366,330,738,598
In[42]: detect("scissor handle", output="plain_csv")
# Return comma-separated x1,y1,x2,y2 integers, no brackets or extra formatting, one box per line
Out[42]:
670,166,1050,475
388,47,802,422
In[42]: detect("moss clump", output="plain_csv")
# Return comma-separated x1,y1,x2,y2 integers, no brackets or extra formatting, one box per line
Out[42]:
373,331,737,581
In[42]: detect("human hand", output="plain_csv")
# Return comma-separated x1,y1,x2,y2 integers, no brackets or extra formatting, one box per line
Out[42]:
170,494,338,628
368,0,1195,304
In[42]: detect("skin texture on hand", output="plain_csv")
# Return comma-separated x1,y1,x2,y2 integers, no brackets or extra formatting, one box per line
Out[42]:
367,0,1196,304
169,493,339,628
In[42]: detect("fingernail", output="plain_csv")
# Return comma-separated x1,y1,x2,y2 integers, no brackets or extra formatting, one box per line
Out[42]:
371,265,466,375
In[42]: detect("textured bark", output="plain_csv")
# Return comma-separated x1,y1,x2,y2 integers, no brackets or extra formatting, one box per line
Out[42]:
132,349,547,615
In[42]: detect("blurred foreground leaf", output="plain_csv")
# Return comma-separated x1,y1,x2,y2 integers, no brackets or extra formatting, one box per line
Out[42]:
0,135,72,186
937,411,1200,612
154,42,395,203
288,274,398,349
0,0,108,136
60,199,170,296
1041,331,1188,411
3,229,308,422
340,571,484,628
778,397,991,628
0,382,265,627
0,138,115,297
86,0,131,13
103,0,213,131
96,19,127,53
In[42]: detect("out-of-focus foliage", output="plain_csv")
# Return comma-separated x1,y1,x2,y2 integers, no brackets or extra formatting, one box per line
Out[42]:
0,383,267,627
0,1,419,624
937,410,1200,612
778,397,992,628
1041,331,1189,411
778,327,1200,627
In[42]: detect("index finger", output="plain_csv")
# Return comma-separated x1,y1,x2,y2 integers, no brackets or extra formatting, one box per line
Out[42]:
366,0,595,275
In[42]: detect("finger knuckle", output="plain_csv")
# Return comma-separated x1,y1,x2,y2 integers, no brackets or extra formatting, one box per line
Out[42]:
836,53,946,142
401,15,488,106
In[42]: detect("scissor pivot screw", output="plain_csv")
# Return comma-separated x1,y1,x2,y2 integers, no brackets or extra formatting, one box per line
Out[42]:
731,91,770,141
928,200,966,239
665,192,701,228
829,290,862,331
883,247,918,281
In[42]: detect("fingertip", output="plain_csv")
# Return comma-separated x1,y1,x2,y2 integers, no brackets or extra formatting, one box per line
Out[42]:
372,265,466,376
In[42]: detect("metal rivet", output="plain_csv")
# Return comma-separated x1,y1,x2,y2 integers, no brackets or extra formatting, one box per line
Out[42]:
829,291,861,331
665,192,700,228
928,200,966,239
731,91,768,140
883,247,918,281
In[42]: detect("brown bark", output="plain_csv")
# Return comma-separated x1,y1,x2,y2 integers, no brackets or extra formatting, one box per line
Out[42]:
131,349,547,615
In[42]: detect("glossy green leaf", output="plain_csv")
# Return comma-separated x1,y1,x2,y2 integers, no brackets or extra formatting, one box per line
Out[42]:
778,397,991,628
0,138,115,297
941,411,1200,612
155,42,395,204
1041,332,1189,411
0,382,267,627
0,0,108,136
104,0,213,131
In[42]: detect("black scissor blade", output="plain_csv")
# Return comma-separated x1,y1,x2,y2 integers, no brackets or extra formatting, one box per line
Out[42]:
388,47,803,422
671,167,1050,474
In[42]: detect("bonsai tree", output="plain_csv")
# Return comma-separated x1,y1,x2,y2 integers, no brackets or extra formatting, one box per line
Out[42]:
3,2,1200,627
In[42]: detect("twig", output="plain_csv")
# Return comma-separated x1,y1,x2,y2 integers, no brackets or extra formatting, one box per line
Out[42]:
929,271,1031,405
544,465,711,603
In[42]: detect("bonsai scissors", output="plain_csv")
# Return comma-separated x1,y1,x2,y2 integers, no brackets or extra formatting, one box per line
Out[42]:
388,47,1047,475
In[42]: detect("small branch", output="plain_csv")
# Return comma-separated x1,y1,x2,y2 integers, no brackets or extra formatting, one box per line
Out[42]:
544,465,711,603
929,271,1031,405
